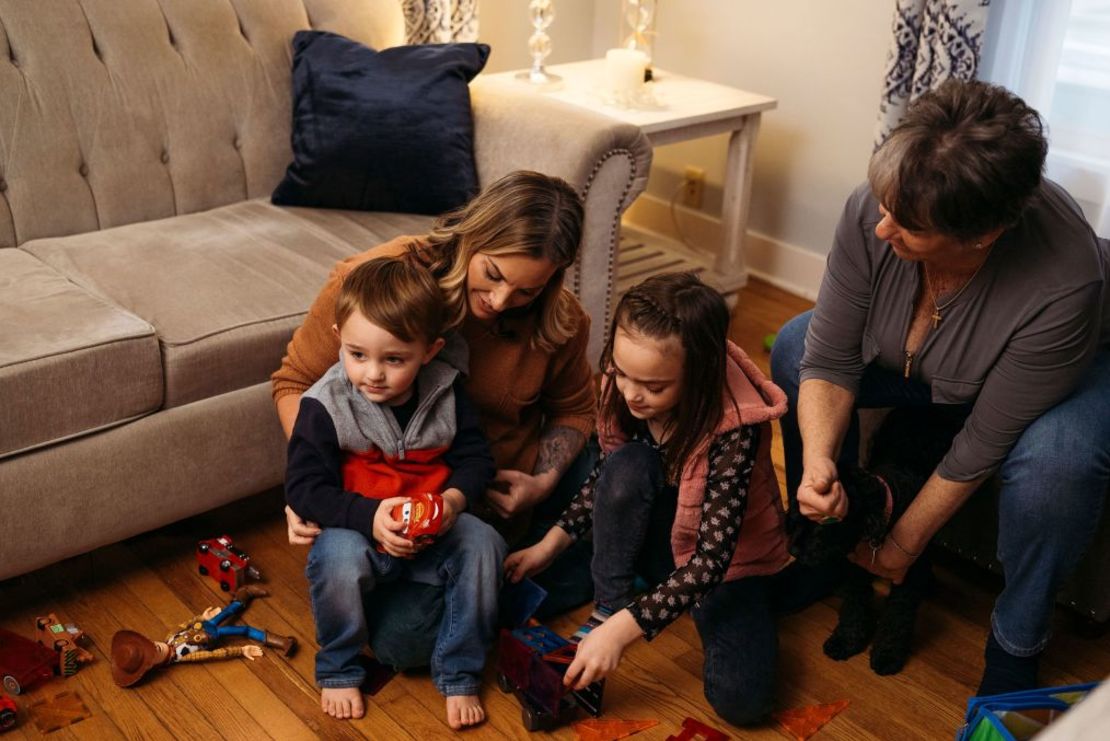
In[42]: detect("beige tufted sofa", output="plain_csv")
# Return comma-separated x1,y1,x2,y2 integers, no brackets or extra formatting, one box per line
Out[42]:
0,0,651,580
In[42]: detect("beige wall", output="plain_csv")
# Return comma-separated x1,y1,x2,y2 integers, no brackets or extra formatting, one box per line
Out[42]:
479,1,896,290
478,0,599,73
604,1,893,259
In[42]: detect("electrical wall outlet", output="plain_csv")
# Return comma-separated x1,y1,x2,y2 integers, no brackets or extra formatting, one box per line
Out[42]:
682,166,705,209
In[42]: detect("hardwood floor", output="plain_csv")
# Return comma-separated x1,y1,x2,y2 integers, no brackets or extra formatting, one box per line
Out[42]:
2,278,1107,740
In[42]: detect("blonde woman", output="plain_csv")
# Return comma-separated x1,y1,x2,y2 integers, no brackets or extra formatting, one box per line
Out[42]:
272,170,598,666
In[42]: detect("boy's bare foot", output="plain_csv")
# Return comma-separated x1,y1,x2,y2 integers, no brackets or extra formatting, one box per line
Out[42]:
321,687,365,719
446,695,485,729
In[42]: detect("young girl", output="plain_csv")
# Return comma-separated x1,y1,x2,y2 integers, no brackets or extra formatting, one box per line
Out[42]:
504,272,792,725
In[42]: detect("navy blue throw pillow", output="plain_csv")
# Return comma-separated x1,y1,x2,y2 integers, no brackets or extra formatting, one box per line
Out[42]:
272,32,490,215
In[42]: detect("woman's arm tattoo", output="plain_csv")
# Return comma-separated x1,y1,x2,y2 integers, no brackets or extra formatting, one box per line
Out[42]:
533,425,586,477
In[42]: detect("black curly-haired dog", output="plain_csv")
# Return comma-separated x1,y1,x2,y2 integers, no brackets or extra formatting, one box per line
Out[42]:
790,406,965,675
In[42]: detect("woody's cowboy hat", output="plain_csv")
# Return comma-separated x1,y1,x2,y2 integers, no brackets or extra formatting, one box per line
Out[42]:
110,630,163,687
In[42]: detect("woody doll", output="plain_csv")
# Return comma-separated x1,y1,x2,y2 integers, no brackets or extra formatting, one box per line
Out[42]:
111,585,296,687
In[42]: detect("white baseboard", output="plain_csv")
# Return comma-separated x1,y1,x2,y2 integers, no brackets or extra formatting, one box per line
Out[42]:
623,193,826,301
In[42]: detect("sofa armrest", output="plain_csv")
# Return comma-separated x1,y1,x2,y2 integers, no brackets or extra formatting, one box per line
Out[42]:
470,80,652,367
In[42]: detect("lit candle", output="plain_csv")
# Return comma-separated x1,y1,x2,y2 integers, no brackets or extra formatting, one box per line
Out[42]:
605,48,648,95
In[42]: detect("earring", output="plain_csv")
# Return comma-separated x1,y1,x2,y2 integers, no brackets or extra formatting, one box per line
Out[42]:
974,242,984,250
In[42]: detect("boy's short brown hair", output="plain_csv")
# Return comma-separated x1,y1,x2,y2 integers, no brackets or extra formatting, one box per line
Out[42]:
335,257,446,344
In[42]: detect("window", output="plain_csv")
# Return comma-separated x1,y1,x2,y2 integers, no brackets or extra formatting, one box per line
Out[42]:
982,0,1110,237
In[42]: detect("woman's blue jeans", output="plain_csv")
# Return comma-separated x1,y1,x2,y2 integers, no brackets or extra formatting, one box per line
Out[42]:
770,310,1110,656
305,513,506,696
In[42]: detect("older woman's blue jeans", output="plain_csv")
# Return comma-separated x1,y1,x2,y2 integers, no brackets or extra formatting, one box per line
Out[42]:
306,514,506,696
770,310,1110,656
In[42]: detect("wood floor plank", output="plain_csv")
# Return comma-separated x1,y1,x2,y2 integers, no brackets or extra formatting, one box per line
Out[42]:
392,675,510,741
1,565,175,741
374,685,460,739
112,550,314,741
118,535,365,741
77,548,250,741
42,584,215,740
8,646,127,741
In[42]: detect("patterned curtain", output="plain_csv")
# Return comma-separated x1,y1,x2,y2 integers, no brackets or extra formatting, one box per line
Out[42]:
874,0,991,148
402,0,479,44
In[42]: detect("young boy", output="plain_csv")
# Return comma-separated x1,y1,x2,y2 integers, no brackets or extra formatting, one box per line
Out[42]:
285,257,504,729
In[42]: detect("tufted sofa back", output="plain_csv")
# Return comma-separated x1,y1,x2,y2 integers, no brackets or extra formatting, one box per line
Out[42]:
0,0,404,248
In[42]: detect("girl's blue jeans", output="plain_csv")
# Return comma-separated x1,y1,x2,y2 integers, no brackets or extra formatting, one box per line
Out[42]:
588,441,787,725
305,513,506,696
770,310,1110,656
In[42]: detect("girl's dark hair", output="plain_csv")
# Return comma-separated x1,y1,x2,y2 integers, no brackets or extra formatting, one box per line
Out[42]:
599,272,737,482
868,79,1048,240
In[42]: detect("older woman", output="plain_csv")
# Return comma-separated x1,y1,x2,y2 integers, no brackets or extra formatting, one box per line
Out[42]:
771,80,1110,695
272,170,599,665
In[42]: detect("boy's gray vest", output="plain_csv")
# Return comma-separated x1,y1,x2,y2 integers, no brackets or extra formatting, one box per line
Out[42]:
304,336,468,459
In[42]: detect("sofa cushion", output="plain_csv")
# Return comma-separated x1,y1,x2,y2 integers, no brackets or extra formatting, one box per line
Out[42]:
271,32,489,215
23,200,435,409
0,0,406,250
0,250,162,459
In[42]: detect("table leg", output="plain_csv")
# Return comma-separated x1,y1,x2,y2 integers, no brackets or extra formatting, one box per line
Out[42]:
715,113,761,288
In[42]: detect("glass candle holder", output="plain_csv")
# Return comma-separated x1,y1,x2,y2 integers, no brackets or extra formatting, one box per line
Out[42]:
517,0,561,85
620,0,657,80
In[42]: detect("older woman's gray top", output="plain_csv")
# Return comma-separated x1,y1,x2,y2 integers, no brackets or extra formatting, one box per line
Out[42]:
801,180,1110,481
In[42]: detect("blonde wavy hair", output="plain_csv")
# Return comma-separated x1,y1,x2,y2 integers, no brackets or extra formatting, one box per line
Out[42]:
413,170,584,353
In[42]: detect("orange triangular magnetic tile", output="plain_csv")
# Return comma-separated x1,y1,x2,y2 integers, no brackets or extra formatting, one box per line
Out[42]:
574,718,660,741
771,699,850,741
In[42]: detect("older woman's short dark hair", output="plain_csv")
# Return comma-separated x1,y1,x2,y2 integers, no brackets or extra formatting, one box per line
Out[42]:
868,79,1048,241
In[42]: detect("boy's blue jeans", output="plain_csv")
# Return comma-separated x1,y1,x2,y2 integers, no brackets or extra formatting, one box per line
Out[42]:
358,441,602,669
771,310,1110,656
305,513,507,696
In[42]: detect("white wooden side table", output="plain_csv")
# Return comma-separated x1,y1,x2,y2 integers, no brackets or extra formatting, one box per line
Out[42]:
482,59,777,295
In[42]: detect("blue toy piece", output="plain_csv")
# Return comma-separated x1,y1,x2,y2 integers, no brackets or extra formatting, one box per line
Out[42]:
514,625,567,655
166,585,294,662
198,600,267,645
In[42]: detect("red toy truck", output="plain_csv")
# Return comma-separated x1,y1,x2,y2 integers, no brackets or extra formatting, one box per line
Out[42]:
196,535,263,592
0,628,56,695
496,626,604,731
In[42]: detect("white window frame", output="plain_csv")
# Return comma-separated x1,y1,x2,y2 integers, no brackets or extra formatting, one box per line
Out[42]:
981,0,1110,236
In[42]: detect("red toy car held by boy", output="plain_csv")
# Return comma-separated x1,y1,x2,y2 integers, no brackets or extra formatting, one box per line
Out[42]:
0,628,56,695
196,535,263,592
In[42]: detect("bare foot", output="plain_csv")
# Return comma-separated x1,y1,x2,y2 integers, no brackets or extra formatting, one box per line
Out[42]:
321,687,365,719
446,694,485,730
